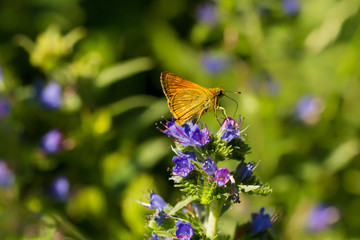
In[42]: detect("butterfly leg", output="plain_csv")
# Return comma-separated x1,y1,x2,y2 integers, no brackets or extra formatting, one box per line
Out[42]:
195,109,206,124
215,106,228,125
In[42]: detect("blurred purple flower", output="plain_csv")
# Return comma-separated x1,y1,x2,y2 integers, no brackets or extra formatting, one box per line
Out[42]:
41,129,63,154
151,233,161,240
0,97,11,117
267,78,280,96
283,0,300,15
251,208,273,235
40,81,63,109
0,160,15,187
220,116,246,143
175,220,194,240
214,168,230,187
295,95,324,125
196,3,218,25
202,156,217,175
157,117,210,147
202,54,227,74
149,191,167,211
51,176,69,200
307,204,340,231
172,152,196,177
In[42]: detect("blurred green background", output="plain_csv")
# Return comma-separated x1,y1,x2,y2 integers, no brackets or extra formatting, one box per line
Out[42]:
0,0,360,239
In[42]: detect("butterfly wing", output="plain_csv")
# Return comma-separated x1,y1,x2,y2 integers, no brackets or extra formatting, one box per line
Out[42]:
160,72,209,101
170,88,211,125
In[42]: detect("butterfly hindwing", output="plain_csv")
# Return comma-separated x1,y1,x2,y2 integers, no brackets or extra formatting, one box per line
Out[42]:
170,88,210,125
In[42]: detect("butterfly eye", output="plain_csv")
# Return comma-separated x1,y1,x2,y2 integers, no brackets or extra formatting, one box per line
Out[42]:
216,90,224,96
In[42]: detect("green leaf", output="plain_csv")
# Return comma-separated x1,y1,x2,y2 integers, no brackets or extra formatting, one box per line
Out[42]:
95,57,154,88
238,183,273,196
169,195,198,215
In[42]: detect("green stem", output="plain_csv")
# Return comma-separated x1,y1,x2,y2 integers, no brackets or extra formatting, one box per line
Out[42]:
206,199,223,237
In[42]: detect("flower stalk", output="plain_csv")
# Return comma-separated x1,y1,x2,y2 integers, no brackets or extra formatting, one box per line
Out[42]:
206,198,223,237
141,116,275,239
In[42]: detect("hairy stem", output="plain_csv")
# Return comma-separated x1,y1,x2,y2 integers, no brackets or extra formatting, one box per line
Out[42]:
206,199,223,237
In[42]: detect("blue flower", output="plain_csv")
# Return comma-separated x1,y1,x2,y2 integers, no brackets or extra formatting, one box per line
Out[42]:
41,129,63,154
0,97,11,117
154,210,169,227
189,123,210,146
202,54,227,74
150,233,172,240
137,190,168,218
149,191,167,211
214,168,230,187
283,0,300,15
196,3,218,25
251,208,273,235
220,116,246,143
295,95,324,125
202,157,217,175
240,162,254,181
0,160,15,188
307,204,340,231
51,176,69,201
172,152,196,177
175,220,194,240
40,81,63,109
157,118,210,147
151,233,161,240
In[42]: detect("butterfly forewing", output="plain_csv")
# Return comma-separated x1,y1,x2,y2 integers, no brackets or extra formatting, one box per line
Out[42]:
160,72,208,100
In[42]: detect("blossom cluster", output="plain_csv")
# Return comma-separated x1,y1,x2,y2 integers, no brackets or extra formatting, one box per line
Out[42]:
141,116,274,239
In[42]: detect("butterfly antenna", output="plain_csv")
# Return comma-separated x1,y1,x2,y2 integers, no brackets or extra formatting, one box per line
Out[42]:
224,94,239,116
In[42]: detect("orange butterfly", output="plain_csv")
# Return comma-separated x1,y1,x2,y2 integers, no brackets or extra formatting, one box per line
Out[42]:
160,72,233,125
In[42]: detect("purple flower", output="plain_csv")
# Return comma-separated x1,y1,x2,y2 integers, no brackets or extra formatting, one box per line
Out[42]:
51,176,69,201
154,210,169,226
189,123,210,146
157,118,210,147
196,3,218,25
295,95,324,125
202,54,226,74
214,168,230,187
202,157,217,175
41,129,63,154
267,78,280,96
220,116,246,143
172,152,196,177
0,160,15,187
137,191,168,216
251,208,273,235
150,233,162,240
283,0,300,15
151,233,161,240
40,81,62,109
175,220,194,240
307,204,340,231
240,162,254,181
149,191,167,211
0,98,11,117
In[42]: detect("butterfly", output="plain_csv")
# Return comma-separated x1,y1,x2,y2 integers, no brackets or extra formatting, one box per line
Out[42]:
160,72,235,125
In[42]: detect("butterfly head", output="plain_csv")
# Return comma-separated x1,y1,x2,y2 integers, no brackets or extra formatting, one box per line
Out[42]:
215,88,225,97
